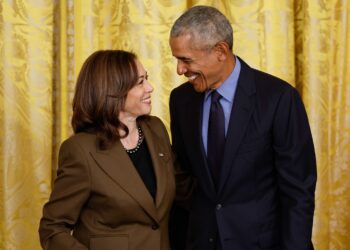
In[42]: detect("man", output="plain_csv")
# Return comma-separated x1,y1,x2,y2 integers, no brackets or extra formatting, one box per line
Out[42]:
169,5,317,250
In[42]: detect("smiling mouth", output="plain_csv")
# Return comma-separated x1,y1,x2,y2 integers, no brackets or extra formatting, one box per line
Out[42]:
187,74,198,81
142,97,151,104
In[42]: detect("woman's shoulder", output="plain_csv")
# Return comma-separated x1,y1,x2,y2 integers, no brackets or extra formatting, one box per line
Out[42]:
141,115,169,137
60,132,97,151
141,115,165,128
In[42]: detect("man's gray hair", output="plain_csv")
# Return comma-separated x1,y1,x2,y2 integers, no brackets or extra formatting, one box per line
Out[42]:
170,5,233,50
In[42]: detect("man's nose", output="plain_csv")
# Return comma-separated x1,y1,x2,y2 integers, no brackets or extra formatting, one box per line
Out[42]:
177,61,187,75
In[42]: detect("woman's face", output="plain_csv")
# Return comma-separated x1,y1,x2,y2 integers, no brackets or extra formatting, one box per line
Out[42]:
121,60,153,119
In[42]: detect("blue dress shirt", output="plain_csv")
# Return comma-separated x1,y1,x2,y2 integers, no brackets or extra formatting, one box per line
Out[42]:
202,57,241,155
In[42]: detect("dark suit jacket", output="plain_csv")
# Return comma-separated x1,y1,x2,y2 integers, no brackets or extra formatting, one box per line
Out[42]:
169,58,317,250
39,116,176,250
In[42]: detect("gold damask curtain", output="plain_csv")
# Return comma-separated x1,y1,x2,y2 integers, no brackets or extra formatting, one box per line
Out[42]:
0,0,349,249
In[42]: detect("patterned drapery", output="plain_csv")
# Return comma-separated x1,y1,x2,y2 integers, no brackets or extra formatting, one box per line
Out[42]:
0,1,349,249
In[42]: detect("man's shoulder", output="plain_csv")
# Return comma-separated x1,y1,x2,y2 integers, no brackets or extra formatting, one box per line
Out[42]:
239,58,286,83
247,68,301,107
255,70,296,97
171,82,194,96
240,58,293,91
236,58,298,104
170,82,198,106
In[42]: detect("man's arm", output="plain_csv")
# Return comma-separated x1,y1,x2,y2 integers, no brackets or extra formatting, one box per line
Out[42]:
169,90,192,250
273,87,317,250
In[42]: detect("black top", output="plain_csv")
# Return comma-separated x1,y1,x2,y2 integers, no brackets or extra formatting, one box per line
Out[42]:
127,139,157,200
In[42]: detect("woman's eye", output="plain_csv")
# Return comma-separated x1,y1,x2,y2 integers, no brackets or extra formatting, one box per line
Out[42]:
137,74,148,85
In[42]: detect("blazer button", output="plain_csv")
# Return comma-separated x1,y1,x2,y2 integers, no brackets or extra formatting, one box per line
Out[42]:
151,224,159,230
209,238,214,243
216,204,222,210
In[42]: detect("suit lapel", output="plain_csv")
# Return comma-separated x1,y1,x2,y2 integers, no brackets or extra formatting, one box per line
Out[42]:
184,90,217,198
90,137,158,223
218,59,256,194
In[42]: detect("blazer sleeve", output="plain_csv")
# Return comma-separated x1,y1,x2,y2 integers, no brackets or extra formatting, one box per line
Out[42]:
273,87,317,250
38,138,90,250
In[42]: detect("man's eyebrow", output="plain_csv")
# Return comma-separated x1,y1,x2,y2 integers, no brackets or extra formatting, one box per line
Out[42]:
176,56,192,61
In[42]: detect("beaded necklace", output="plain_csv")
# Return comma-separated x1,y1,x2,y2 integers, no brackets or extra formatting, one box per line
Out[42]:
124,127,144,154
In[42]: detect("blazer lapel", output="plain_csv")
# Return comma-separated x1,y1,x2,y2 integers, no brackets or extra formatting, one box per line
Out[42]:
139,120,168,209
90,140,158,223
218,59,256,194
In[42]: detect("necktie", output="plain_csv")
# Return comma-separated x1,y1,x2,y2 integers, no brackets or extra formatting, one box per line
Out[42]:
207,90,225,187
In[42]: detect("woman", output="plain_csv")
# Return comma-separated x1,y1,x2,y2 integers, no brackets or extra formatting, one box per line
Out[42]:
39,50,177,250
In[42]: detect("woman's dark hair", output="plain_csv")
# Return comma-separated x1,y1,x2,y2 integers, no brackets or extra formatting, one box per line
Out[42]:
71,50,139,150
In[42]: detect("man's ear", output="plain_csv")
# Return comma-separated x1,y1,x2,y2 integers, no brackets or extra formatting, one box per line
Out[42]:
214,41,230,61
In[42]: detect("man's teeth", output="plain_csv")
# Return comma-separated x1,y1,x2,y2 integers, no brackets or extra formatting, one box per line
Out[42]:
188,75,197,81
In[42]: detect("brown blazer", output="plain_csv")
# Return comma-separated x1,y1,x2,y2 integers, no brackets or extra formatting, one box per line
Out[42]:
39,116,176,250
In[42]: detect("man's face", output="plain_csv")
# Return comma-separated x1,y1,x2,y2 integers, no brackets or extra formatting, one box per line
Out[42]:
169,34,224,92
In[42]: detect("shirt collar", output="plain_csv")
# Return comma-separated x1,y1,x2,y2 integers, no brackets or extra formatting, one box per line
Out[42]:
204,57,241,102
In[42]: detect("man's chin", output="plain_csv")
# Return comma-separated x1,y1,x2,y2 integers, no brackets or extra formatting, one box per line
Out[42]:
188,78,208,92
192,85,207,93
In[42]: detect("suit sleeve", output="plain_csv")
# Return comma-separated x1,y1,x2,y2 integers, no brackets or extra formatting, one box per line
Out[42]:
38,139,90,250
168,90,192,250
273,87,317,250
169,90,195,203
